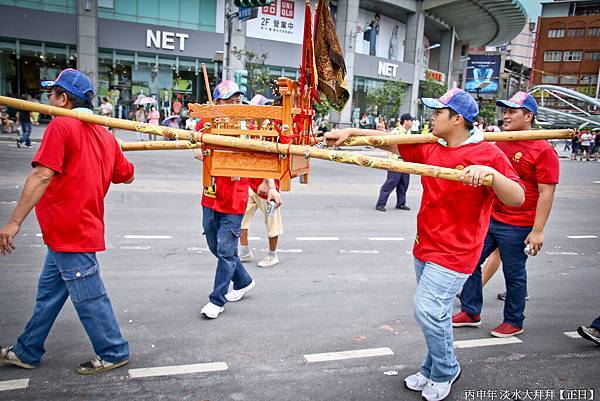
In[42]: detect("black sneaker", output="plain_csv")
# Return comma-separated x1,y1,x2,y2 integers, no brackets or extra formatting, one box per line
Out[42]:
395,204,411,210
577,326,600,345
497,292,529,301
16,140,21,148
375,205,386,212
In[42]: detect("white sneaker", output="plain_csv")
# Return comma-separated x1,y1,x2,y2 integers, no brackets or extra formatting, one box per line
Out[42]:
224,280,255,302
421,368,461,401
404,371,429,391
200,302,224,319
239,250,253,262
257,255,279,268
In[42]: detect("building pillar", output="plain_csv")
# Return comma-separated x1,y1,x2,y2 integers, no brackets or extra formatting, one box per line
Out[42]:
331,0,358,127
439,27,455,88
403,4,425,117
224,0,246,81
76,0,98,99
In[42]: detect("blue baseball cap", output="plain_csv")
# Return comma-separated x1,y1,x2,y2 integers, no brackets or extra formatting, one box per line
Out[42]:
41,68,94,101
496,91,538,116
421,88,479,123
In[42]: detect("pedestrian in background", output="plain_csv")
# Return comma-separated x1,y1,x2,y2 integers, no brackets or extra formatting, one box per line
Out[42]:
375,113,413,212
135,105,146,141
16,94,32,149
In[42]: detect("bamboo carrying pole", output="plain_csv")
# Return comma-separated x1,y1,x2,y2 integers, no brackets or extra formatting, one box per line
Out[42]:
0,95,490,185
201,63,213,104
325,129,574,147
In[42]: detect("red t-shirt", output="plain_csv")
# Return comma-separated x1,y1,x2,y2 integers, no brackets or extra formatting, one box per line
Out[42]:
201,176,250,215
398,142,522,274
248,178,280,199
33,116,134,252
491,140,559,226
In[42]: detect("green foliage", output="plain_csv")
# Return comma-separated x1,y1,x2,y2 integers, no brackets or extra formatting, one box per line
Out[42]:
420,78,447,99
313,96,331,118
366,80,407,119
232,47,272,97
478,103,498,125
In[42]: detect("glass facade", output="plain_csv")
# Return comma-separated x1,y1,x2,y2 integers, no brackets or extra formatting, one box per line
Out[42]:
97,50,216,119
0,40,76,99
352,75,385,119
98,0,217,32
0,0,75,13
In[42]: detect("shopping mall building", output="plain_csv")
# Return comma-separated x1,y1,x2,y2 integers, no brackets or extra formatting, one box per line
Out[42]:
0,0,526,125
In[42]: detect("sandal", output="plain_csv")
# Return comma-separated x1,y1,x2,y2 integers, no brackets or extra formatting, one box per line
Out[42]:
76,355,128,375
0,346,36,369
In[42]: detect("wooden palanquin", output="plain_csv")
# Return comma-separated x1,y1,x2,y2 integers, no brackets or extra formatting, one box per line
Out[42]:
188,77,312,191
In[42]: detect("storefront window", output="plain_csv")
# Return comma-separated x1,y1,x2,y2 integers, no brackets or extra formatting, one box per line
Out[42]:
0,40,75,99
98,50,214,120
352,76,385,121
98,0,217,32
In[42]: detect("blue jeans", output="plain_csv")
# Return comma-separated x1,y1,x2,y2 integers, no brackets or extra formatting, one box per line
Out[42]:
376,171,410,208
460,218,531,327
202,207,253,307
12,249,129,365
591,316,600,331
414,259,468,382
18,121,31,147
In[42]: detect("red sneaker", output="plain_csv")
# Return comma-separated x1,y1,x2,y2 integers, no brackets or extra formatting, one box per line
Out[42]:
490,322,523,338
452,311,481,327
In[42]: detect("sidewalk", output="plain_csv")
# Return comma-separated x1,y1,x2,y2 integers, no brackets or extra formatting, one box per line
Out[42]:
0,123,576,159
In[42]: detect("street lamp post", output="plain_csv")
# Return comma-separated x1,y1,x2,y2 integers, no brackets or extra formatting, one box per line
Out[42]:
475,81,491,103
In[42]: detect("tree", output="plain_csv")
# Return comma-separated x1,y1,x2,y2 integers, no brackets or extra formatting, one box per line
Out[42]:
478,103,498,126
231,47,272,97
420,78,447,99
366,80,407,119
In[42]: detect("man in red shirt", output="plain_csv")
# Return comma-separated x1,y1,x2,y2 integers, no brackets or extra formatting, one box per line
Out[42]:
198,81,281,319
453,92,559,338
0,69,134,374
327,88,524,401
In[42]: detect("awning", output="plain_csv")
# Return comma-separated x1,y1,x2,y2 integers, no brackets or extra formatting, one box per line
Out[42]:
423,0,527,46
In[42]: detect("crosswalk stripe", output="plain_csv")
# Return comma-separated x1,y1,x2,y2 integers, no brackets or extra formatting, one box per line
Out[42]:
454,337,522,349
368,237,405,241
296,237,339,241
566,235,597,239
124,235,172,239
0,379,29,391
563,331,581,339
303,347,394,363
128,362,228,379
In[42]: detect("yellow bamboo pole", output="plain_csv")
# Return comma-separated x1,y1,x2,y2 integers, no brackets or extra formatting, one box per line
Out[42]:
121,138,493,186
0,95,492,186
325,129,574,147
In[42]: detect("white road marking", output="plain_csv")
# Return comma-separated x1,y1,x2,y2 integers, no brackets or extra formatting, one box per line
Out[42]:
35,233,42,237
339,249,379,254
129,362,228,379
0,201,16,205
296,236,339,241
120,246,151,250
261,248,303,253
566,235,597,239
563,331,581,339
303,347,394,363
454,337,522,349
248,236,262,240
545,251,580,256
0,378,29,391
368,237,405,241
593,181,600,184
124,235,172,239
